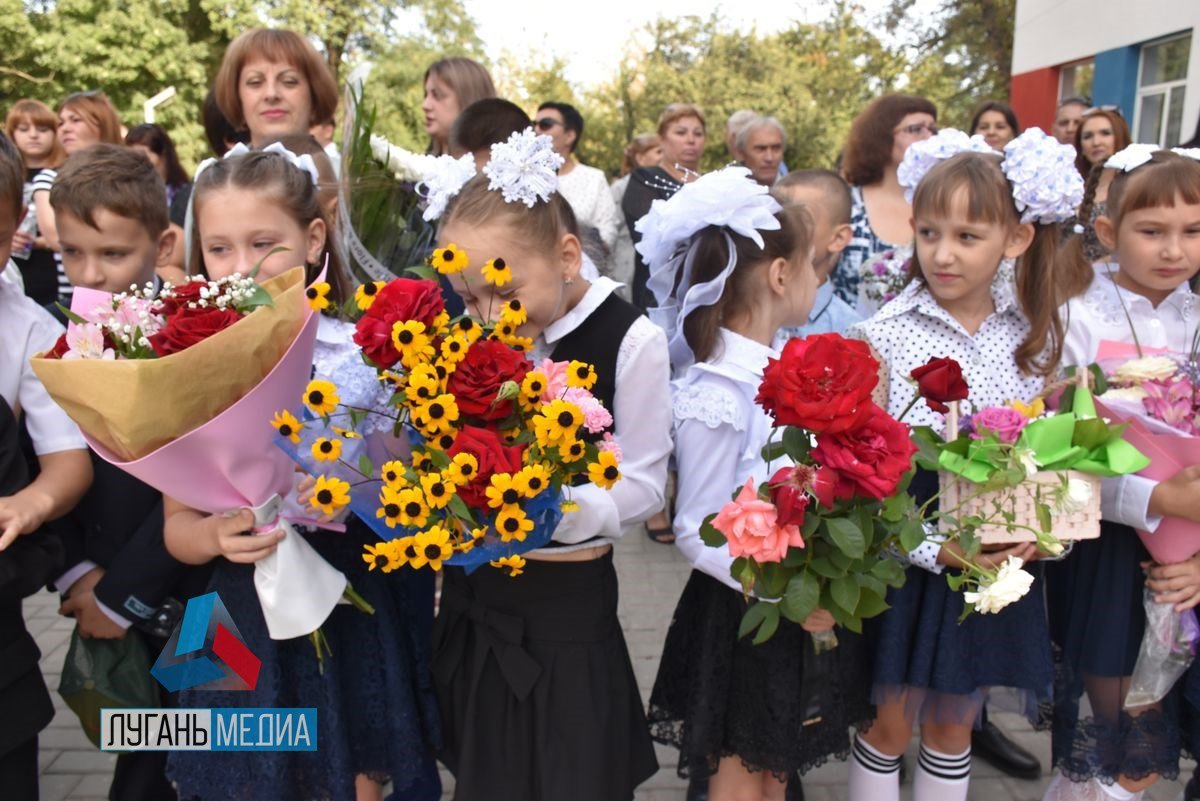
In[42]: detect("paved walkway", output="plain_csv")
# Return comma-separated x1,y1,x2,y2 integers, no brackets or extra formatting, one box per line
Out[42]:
27,526,1192,800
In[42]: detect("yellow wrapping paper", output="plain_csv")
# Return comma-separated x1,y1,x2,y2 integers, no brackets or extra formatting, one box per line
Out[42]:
31,267,309,462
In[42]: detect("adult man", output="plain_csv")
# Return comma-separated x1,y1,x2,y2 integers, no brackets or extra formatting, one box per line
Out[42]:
1053,96,1089,147
724,108,758,161
734,115,786,186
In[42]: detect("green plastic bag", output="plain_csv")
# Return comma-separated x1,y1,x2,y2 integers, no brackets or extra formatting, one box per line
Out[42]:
57,630,160,748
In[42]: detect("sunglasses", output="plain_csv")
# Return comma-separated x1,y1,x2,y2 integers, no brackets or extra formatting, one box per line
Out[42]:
895,122,938,137
1085,105,1123,116
535,117,562,132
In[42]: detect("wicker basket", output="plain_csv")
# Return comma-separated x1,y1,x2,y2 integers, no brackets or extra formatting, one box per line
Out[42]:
936,395,1102,544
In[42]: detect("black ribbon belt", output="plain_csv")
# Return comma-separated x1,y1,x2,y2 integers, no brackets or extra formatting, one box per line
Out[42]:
438,589,543,702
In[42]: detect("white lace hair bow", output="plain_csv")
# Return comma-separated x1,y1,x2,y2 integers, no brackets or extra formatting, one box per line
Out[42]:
637,166,782,369
482,127,564,207
417,153,477,222
897,129,995,203
194,141,322,186
1106,143,1200,172
1001,128,1084,224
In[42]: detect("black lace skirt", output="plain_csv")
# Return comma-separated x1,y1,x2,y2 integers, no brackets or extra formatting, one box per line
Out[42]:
1045,522,1182,783
433,552,657,801
647,570,874,780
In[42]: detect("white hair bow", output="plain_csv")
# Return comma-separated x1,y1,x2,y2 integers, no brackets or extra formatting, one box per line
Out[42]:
1106,143,1200,172
193,141,321,186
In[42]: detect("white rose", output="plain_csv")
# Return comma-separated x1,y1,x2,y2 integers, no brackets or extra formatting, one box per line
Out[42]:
1104,386,1150,403
1113,356,1179,384
1055,477,1093,514
964,556,1035,614
1014,446,1040,478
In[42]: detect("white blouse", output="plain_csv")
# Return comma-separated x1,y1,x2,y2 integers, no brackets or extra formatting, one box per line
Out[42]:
558,163,621,253
0,268,85,455
1061,264,1199,531
672,328,788,591
529,277,672,553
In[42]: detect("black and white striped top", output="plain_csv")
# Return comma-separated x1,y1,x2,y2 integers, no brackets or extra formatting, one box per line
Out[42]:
30,168,72,303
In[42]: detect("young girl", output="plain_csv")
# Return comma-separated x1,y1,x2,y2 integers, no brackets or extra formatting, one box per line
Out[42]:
431,130,673,801
163,148,441,801
642,168,873,801
1044,148,1200,801
846,129,1080,801
5,99,65,304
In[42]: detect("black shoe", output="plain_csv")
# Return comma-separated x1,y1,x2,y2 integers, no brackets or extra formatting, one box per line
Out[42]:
1185,772,1200,801
686,776,708,801
971,720,1041,780
785,771,805,800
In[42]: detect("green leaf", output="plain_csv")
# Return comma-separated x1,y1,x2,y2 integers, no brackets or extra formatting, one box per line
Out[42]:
781,426,811,459
699,517,726,547
854,589,890,619
761,440,787,462
1036,502,1053,535
732,557,757,594
447,493,472,521
405,264,439,281
758,563,792,599
751,603,781,644
54,302,88,326
881,492,911,522
780,571,820,624
899,517,926,552
808,556,842,579
428,448,451,470
830,574,861,614
357,454,374,478
870,558,907,587
1088,363,1108,395
825,517,866,559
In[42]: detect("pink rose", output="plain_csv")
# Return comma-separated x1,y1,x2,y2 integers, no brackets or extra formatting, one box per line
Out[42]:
536,358,571,401
971,406,1029,444
711,478,805,565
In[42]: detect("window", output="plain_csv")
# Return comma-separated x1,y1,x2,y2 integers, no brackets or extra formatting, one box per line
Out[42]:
1059,61,1094,103
1135,32,1191,147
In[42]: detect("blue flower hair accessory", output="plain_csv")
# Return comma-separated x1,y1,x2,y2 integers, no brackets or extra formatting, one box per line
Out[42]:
1001,127,1084,224
482,127,564,207
897,129,994,203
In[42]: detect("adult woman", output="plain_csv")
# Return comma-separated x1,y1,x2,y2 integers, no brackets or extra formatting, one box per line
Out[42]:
422,57,495,156
126,123,192,227
1072,108,1131,263
214,28,339,149
5,99,64,304
622,103,706,312
970,100,1020,151
610,134,662,295
833,93,937,313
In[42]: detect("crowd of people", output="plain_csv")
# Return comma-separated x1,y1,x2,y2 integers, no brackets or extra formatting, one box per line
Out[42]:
2,22,1200,801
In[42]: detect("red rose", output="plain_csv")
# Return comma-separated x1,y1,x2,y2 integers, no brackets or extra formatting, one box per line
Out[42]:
756,333,879,434
445,339,530,422
352,278,445,369
910,357,969,414
768,466,810,527
158,279,207,316
810,404,917,505
44,332,71,359
446,425,525,507
149,306,243,356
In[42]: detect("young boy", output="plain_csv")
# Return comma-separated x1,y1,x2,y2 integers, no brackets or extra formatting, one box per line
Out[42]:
49,144,210,801
0,132,92,799
771,169,862,338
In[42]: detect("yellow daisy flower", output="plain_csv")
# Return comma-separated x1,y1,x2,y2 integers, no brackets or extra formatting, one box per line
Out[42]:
303,379,339,416
420,473,455,510
331,426,362,439
309,476,351,516
490,554,526,577
389,536,416,567
411,449,434,473
394,487,430,528
410,525,455,570
514,464,552,497
566,360,598,390
430,310,451,336
587,451,621,490
404,365,441,404
558,438,586,463
501,334,534,353
561,499,580,513
362,541,402,573
311,437,343,462
415,393,460,436
539,399,583,443
485,473,524,509
376,485,406,529
440,334,471,365
448,453,479,486
391,321,435,367
457,537,476,554
453,316,483,344
355,280,386,311
1011,397,1046,419
380,460,408,488
305,281,331,311
498,299,528,327
470,526,487,540
430,244,469,275
271,410,303,444
494,507,534,543
482,257,512,286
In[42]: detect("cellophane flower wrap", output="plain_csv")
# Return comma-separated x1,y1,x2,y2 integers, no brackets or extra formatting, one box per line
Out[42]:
272,250,623,578
698,333,920,645
31,267,352,641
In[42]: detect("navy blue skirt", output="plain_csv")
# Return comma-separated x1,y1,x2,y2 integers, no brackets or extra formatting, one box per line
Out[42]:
1045,522,1182,783
168,521,441,801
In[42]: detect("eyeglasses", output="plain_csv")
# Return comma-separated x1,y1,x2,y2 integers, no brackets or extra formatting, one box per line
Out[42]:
895,122,938,137
535,117,562,132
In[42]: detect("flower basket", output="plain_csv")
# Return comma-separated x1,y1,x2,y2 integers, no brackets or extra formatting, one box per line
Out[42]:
937,399,1102,544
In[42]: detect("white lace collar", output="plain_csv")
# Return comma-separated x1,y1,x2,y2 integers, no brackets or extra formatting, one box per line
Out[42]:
1088,262,1197,318
539,275,622,345
703,327,777,378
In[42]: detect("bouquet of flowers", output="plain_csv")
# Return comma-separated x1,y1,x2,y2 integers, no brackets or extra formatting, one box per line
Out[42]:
857,246,912,315
272,249,621,577
31,268,359,642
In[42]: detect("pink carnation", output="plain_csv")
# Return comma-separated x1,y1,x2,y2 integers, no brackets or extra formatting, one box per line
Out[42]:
598,433,623,460
711,478,805,564
563,387,613,433
971,406,1029,444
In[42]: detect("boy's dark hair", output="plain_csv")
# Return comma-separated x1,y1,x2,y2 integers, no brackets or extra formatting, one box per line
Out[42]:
537,101,584,151
50,144,169,237
451,98,531,155
773,169,852,225
0,133,23,219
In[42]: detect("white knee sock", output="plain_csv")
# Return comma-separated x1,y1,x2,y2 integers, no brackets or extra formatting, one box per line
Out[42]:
913,743,971,801
1095,778,1141,801
847,735,901,801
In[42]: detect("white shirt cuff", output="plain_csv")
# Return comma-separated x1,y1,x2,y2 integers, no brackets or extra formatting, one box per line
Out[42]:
1102,474,1162,532
907,530,946,574
93,595,134,630
54,560,98,594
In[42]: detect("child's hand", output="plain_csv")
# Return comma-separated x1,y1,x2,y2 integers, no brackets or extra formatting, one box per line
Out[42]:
11,230,32,252
1149,466,1200,523
801,608,836,633
60,590,128,639
1144,555,1200,611
0,489,53,550
214,508,282,564
938,540,1037,571
296,474,348,524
